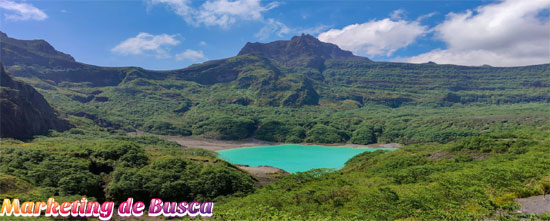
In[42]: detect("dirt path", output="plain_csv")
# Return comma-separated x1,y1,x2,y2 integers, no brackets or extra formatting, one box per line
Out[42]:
128,131,402,151
516,195,550,215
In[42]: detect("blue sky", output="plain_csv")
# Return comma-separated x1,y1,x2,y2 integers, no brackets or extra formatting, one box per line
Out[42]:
1,0,548,70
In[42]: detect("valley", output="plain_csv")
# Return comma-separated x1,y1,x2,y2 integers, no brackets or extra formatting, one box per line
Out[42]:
1,31,549,219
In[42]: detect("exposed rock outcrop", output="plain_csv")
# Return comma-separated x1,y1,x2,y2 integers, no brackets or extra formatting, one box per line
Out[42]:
0,66,72,139
238,33,370,68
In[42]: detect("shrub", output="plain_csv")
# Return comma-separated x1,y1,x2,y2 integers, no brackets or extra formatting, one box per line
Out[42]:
143,120,191,136
106,156,255,202
256,120,307,142
193,117,256,140
305,124,348,144
350,126,377,145
255,120,291,142
450,136,516,153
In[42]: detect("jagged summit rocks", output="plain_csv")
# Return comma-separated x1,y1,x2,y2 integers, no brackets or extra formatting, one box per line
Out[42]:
238,34,369,68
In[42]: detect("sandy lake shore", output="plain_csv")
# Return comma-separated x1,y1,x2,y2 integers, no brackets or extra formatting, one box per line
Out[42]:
128,131,402,186
236,165,290,187
127,131,402,151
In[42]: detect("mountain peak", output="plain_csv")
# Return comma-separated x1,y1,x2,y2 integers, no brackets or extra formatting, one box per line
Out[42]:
289,33,320,44
0,31,77,68
238,34,369,67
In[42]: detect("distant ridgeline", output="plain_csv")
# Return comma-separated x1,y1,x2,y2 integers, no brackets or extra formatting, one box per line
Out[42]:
1,31,548,143
2,32,548,106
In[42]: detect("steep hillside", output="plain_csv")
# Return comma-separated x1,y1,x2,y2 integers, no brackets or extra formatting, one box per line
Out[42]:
0,31,153,86
1,33,548,143
2,33,547,106
215,130,550,219
0,65,71,139
0,31,76,68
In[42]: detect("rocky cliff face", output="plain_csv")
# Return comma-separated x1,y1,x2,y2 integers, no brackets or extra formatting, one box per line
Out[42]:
0,31,130,86
238,33,369,68
0,66,72,139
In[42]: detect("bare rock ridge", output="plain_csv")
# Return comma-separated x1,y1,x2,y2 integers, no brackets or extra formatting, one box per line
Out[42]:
0,31,129,86
238,33,370,67
0,65,72,139
0,31,77,68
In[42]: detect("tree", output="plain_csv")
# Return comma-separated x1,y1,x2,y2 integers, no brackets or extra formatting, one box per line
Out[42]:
193,117,256,140
305,124,347,143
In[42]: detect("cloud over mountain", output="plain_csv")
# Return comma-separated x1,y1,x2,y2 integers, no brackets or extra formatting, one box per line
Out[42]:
111,33,180,58
318,13,428,57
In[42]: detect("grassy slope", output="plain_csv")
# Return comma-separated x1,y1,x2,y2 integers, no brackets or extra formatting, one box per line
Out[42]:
32,75,550,144
9,54,547,144
2,34,550,219
0,118,256,204
215,129,550,220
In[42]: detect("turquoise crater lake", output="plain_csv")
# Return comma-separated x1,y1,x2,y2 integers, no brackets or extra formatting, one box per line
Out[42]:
216,144,392,173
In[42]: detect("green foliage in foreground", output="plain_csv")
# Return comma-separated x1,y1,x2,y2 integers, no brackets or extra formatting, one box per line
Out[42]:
215,129,550,220
1,116,549,220
0,130,255,203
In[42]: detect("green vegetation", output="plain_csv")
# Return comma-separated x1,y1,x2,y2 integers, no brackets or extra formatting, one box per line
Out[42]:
215,129,550,219
192,116,256,140
2,118,549,219
1,33,549,219
0,129,255,203
350,124,381,145
305,124,348,143
256,120,306,142
2,33,549,144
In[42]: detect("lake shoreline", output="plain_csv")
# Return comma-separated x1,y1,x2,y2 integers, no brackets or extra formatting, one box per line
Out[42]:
130,131,399,186
127,131,402,151
235,164,290,187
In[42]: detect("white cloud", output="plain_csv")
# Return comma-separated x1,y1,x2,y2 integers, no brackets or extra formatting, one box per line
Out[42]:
390,9,405,20
111,33,180,58
318,15,428,57
0,0,47,21
255,18,290,39
199,41,207,46
149,0,278,29
175,49,206,61
406,0,550,66
416,12,437,22
404,49,549,67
